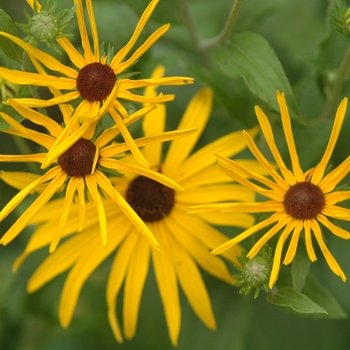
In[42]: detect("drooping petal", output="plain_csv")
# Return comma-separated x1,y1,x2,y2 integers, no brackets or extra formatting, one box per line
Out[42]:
171,237,216,330
151,223,180,346
123,237,150,340
106,228,138,343
283,220,303,265
317,214,350,239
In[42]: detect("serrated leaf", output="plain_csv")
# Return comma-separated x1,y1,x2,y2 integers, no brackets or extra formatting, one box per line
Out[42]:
216,31,300,121
302,274,348,319
267,286,327,314
0,9,23,63
292,244,311,292
0,103,24,130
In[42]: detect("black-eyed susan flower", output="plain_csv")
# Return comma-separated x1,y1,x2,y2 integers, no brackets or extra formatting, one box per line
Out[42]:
189,91,350,289
14,69,262,346
0,97,195,252
0,0,193,166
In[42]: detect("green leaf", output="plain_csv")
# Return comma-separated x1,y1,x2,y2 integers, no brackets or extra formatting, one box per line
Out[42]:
267,286,327,314
0,103,24,130
0,9,23,63
302,274,348,319
291,244,311,292
215,31,300,121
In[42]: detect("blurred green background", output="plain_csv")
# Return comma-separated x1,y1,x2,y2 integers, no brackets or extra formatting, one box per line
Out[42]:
1,0,350,349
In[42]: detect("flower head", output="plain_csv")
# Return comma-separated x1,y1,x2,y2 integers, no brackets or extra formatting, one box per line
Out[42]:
0,0,193,166
15,68,261,346
0,97,194,252
189,91,350,288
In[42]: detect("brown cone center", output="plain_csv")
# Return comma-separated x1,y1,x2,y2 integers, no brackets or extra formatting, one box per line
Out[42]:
76,62,116,102
126,175,175,222
58,138,97,177
283,181,325,220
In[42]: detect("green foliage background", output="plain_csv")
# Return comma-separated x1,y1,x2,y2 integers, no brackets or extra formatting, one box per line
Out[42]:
1,0,350,349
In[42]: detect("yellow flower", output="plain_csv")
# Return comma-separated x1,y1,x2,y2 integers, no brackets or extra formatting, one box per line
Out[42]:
189,91,350,288
15,69,260,346
0,0,193,166
0,98,194,252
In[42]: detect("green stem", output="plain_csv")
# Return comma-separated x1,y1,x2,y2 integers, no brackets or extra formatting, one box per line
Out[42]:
178,0,211,66
200,0,244,51
321,44,350,119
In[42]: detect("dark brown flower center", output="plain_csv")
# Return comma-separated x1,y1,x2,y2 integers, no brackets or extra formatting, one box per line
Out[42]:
283,181,325,220
76,62,116,102
58,138,97,177
126,175,175,222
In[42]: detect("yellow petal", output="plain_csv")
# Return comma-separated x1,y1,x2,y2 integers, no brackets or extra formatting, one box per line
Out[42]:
276,91,304,182
317,214,350,239
151,223,180,346
283,220,303,265
56,37,86,69
312,97,348,185
269,219,295,288
123,238,150,339
49,178,77,253
110,0,160,68
85,175,107,247
311,220,347,281
254,104,296,185
0,168,66,245
107,230,138,343
212,213,280,255
165,88,213,175
304,219,317,262
93,170,159,248
171,237,216,330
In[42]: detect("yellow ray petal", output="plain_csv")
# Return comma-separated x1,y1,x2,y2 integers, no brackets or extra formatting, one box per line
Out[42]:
248,215,291,259
177,184,255,204
0,32,76,78
85,175,107,247
56,37,86,69
216,162,284,202
107,230,138,343
322,205,350,220
311,220,347,281
0,154,46,163
283,220,303,265
109,107,149,168
49,178,77,253
171,238,216,330
212,213,281,255
164,215,233,283
319,156,350,193
86,0,100,60
317,214,350,239
269,219,295,288
99,158,183,191
325,190,350,205
254,105,296,185
276,91,304,182
165,88,213,175
304,219,317,262
151,223,180,346
27,231,94,293
8,100,63,138
0,166,62,222
312,97,348,185
93,170,159,248
115,24,170,74
59,223,125,328
177,127,259,183
243,131,289,191
110,0,160,68
8,91,80,108
123,238,150,340
0,168,66,245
